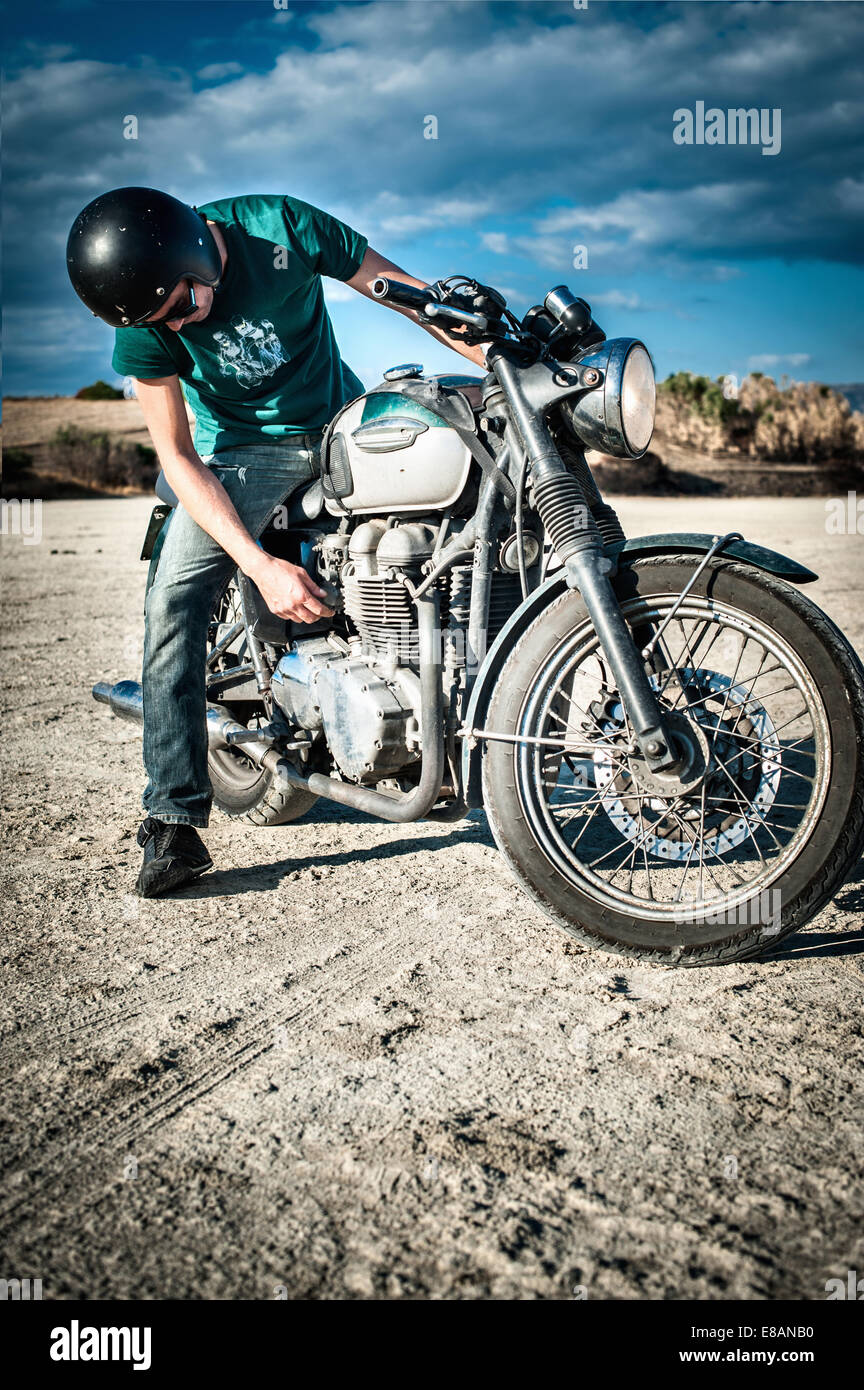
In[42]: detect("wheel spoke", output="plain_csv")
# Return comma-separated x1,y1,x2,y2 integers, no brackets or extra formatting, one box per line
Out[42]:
512,586,828,918
660,617,722,705
667,805,741,895
674,781,707,903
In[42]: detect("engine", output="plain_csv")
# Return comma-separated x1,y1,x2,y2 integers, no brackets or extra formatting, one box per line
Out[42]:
271,518,523,786
269,521,428,784
343,519,436,659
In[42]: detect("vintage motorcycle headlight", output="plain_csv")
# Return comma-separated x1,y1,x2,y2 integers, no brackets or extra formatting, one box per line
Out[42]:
562,338,656,458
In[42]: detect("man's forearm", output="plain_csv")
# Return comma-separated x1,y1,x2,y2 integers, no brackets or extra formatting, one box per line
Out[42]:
348,249,489,370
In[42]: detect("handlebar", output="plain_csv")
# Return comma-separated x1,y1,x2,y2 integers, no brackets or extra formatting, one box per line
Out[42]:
370,276,435,311
371,276,493,337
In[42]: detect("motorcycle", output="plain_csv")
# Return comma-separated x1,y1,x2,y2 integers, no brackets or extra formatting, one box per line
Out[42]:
94,275,864,965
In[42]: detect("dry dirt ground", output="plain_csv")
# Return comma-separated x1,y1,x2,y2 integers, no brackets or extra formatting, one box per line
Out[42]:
1,495,862,1302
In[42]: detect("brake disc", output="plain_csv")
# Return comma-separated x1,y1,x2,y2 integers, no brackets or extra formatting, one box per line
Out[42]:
592,668,781,862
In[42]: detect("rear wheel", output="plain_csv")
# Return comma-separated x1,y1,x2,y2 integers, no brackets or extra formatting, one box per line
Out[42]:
206,576,317,826
482,556,864,965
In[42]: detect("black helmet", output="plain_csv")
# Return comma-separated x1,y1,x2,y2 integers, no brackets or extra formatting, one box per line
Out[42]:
66,186,222,327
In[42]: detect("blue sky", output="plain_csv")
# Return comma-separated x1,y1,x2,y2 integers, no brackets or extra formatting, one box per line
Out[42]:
4,0,864,396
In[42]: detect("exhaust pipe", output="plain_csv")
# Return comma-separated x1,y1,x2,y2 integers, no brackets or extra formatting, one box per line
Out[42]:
93,679,144,722
92,680,273,762
93,598,461,824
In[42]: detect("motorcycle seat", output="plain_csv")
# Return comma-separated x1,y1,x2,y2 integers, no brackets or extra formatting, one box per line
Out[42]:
154,470,180,508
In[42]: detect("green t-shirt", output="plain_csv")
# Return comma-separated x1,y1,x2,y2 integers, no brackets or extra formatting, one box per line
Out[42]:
111,193,368,455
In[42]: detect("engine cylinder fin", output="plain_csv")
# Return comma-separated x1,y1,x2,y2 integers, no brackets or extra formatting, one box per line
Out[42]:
344,575,417,660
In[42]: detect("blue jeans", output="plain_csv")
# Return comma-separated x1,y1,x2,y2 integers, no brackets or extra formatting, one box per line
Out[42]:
142,440,320,827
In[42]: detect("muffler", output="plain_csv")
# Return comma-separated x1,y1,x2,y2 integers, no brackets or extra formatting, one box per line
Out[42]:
93,679,143,723
92,680,274,763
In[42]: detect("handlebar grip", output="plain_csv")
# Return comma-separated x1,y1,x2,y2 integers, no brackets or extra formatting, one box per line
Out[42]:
370,276,435,311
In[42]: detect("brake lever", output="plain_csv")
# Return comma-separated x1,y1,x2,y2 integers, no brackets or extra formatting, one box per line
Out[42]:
422,302,490,332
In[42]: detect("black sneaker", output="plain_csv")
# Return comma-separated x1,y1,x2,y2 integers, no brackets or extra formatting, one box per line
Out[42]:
135,817,213,898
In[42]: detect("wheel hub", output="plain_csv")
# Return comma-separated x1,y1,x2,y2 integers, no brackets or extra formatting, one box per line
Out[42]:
628,709,712,799
592,668,781,862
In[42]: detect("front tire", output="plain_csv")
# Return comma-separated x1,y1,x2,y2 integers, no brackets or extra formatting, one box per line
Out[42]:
482,556,864,966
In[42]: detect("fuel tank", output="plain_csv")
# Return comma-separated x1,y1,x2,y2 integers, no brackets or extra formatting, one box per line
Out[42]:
325,373,482,516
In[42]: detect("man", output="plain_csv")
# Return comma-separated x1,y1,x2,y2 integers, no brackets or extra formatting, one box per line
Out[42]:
66,186,485,897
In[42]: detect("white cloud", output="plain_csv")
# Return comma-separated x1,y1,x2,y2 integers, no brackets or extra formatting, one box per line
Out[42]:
748,353,811,371
373,196,495,239
590,290,645,312
323,280,355,304
197,62,244,82
836,176,864,212
6,0,864,391
8,0,863,274
537,184,762,250
480,232,510,257
705,265,745,283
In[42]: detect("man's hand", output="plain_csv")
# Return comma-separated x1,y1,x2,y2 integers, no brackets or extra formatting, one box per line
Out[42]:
248,553,334,624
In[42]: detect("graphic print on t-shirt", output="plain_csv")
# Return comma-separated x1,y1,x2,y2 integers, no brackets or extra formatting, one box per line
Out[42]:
212,317,288,387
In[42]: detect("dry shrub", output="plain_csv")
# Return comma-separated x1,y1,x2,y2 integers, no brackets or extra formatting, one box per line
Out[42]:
742,376,862,462
656,373,864,463
655,373,736,455
74,380,124,401
46,425,158,491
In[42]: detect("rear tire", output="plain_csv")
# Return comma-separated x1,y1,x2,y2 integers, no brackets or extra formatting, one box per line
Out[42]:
206,575,318,827
208,740,318,826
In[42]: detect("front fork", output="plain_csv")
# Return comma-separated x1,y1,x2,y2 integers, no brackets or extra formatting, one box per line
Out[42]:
491,351,678,774
563,550,675,769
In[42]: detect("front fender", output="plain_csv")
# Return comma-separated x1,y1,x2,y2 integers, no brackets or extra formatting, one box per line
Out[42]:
461,531,818,808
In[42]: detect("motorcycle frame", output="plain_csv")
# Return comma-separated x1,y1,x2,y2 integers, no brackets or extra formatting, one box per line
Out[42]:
103,333,819,827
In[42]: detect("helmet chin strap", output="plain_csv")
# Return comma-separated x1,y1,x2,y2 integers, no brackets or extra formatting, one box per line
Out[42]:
207,220,228,282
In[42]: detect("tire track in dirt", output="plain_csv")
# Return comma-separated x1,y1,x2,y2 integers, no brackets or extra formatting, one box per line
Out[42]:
0,908,443,1228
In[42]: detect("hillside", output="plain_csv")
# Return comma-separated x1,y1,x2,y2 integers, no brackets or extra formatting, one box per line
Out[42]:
3,376,863,499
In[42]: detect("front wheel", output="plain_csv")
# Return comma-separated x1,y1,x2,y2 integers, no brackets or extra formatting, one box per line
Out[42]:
482,556,864,966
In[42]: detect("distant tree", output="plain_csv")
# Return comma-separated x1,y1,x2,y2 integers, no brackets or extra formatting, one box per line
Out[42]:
75,380,124,401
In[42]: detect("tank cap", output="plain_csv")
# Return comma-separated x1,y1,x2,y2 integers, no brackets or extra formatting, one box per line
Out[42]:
383,363,424,381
